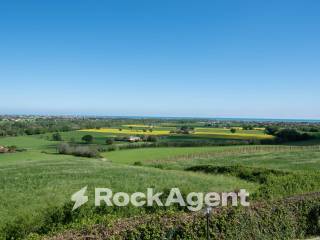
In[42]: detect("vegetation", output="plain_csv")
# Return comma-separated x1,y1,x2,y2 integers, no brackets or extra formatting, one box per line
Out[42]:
39,193,320,240
186,165,320,199
81,134,93,144
105,138,114,145
52,132,62,141
57,143,100,158
265,126,279,135
0,116,320,239
0,145,18,153
275,128,314,142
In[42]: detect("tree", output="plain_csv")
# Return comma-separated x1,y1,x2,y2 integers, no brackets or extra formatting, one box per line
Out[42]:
275,128,313,142
52,132,62,141
180,126,188,131
264,126,279,135
243,125,254,130
309,127,319,133
179,126,193,134
146,135,158,142
25,128,35,135
105,138,114,145
82,134,93,144
230,128,237,133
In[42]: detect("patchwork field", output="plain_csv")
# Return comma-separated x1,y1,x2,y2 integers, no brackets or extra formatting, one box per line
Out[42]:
0,134,259,238
79,125,273,140
0,125,319,239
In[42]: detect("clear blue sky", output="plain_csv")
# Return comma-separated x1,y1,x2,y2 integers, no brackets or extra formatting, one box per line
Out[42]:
1,0,319,119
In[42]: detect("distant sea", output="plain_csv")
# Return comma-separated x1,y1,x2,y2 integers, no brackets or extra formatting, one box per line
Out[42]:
3,114,320,123
210,118,320,123
206,117,320,123
104,116,320,123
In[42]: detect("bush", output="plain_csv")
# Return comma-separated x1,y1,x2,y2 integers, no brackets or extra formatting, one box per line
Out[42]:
3,188,320,240
7,145,17,152
275,128,314,142
230,128,237,133
105,138,114,145
81,135,93,144
187,164,320,200
264,126,279,135
112,193,320,240
57,143,71,155
25,193,320,240
52,132,62,141
146,135,158,142
243,125,254,130
256,172,320,199
186,165,288,184
106,145,117,151
57,143,100,158
170,126,195,134
309,127,319,132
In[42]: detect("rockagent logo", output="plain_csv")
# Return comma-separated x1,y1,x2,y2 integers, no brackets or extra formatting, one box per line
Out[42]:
71,187,250,211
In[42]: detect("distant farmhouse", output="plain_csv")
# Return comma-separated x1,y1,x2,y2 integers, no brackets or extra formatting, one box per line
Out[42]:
0,145,17,153
0,146,9,153
127,136,141,142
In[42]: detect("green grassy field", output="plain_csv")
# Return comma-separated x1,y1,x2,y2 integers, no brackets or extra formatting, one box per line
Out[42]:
0,134,257,237
105,145,320,171
0,131,319,239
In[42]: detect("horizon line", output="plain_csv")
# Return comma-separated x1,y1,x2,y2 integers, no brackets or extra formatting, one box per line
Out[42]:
1,113,320,122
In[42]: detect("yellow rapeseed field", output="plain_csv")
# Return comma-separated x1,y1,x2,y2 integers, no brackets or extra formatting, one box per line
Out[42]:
79,128,170,135
79,127,273,140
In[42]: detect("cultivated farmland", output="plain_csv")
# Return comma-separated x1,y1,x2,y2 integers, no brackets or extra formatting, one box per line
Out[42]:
0,117,319,239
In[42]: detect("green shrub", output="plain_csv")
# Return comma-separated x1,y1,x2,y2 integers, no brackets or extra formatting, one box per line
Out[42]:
186,165,288,184
52,132,62,141
187,165,320,200
275,128,315,142
106,138,114,145
256,173,320,199
4,193,320,240
107,145,118,151
36,193,320,240
57,143,100,158
81,134,93,144
111,193,320,240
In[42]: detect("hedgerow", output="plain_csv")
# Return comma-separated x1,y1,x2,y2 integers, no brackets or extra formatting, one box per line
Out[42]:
57,143,100,158
4,166,320,239
186,165,289,184
116,140,260,151
186,165,320,200
39,192,320,240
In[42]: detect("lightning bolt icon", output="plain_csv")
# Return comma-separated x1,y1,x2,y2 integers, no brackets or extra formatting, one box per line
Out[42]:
71,186,88,211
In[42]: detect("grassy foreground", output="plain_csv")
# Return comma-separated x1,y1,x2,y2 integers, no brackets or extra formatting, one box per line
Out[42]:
0,135,257,239
0,133,320,239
